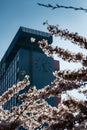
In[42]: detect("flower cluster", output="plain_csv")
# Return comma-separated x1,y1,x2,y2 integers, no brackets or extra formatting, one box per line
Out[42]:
0,73,87,130
17,84,87,130
0,75,30,130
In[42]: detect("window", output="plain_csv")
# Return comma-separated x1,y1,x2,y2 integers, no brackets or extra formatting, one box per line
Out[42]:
16,72,19,80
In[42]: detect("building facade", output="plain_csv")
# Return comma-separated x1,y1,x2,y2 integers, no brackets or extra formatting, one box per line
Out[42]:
0,27,59,110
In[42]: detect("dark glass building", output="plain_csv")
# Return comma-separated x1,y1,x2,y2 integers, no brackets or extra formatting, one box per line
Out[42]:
0,27,59,110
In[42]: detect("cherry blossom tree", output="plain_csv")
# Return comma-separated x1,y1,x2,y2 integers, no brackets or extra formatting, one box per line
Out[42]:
0,24,87,129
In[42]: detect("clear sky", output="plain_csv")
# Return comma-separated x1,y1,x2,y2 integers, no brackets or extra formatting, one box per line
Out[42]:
0,0,87,70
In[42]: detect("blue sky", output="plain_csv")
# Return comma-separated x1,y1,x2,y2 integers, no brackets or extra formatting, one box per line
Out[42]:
0,0,87,70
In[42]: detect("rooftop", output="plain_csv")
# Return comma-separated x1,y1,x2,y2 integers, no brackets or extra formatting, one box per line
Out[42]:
0,26,52,68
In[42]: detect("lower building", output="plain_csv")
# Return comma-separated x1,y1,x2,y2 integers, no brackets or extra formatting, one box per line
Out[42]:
0,26,59,110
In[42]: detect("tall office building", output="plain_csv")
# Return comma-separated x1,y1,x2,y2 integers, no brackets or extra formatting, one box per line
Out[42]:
0,27,59,110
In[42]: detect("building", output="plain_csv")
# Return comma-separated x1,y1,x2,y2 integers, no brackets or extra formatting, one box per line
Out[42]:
0,27,59,110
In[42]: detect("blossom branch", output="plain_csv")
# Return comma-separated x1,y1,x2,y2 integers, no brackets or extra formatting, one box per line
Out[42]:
0,75,30,105
38,39,87,66
43,22,87,50
37,3,87,13
53,68,87,81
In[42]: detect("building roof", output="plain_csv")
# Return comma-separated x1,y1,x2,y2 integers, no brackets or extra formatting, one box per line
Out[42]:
0,26,52,68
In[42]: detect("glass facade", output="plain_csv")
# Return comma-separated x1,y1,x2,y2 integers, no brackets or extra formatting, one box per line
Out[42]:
0,27,59,111
0,52,20,109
